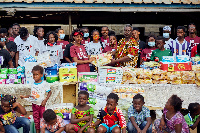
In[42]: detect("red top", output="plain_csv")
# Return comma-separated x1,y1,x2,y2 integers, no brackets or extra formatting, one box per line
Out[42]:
8,37,15,42
81,38,90,45
102,45,117,53
191,45,197,57
185,36,200,49
140,47,158,61
57,41,69,50
70,45,90,72
101,36,110,46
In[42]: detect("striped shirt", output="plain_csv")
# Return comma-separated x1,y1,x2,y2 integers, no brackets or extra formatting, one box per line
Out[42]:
169,38,191,57
164,38,174,50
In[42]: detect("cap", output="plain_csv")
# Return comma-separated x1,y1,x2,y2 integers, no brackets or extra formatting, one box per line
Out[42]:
163,26,171,31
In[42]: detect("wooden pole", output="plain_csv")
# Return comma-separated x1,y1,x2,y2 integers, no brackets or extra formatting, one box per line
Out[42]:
69,14,72,42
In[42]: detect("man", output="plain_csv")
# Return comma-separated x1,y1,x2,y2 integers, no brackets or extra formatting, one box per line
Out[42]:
14,27,39,66
111,24,139,67
81,27,90,45
132,27,146,67
100,26,109,46
169,26,191,57
163,26,174,50
8,23,20,42
55,28,69,51
185,23,200,57
0,28,17,67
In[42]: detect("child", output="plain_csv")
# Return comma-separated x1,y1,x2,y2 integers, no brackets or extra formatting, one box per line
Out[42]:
127,94,152,133
70,29,93,72
20,65,52,133
150,36,172,62
43,31,63,64
0,94,30,133
66,91,95,133
33,27,45,55
85,29,104,72
140,35,157,63
184,103,200,130
92,93,126,133
40,109,66,133
154,95,189,133
102,31,117,53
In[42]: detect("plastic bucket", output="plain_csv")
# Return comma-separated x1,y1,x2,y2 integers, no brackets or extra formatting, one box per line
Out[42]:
45,65,59,76
46,76,59,83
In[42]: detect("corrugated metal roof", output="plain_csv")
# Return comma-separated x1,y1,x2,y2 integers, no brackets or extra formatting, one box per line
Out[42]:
1,0,200,4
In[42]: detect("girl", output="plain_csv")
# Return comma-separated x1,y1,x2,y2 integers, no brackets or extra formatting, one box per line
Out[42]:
33,27,45,55
66,91,95,133
140,35,157,64
154,95,189,133
0,94,30,133
70,29,93,72
102,31,117,53
85,29,104,72
43,31,63,64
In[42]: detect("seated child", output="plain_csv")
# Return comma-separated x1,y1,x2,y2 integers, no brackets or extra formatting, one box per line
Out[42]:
0,94,30,133
40,109,66,133
184,103,200,130
66,91,95,133
20,65,52,133
127,94,152,133
91,93,126,133
150,36,172,62
154,95,190,133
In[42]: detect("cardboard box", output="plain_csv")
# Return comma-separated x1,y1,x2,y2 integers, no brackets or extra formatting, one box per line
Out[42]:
98,67,123,76
78,72,98,82
98,76,122,84
59,67,77,82
160,62,192,71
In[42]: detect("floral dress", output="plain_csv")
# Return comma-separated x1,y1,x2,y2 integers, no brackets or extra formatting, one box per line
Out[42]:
154,108,189,133
72,107,94,132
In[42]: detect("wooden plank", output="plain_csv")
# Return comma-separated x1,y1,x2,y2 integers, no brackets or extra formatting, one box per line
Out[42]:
13,0,23,2
124,0,131,3
33,0,44,2
25,0,34,3
63,84,77,106
64,0,74,2
84,0,94,3
76,83,78,106
74,0,83,3
191,0,200,4
95,0,104,3
114,0,123,3
54,0,65,2
132,0,142,3
104,0,113,3
143,0,153,3
162,0,171,4
0,0,5,2
153,0,162,4
181,0,191,4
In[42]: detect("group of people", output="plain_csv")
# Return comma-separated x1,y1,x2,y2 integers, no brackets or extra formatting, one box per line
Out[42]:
1,23,200,72
0,65,199,133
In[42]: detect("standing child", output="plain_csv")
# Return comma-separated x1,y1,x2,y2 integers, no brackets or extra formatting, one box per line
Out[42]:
66,91,95,133
20,65,52,133
154,95,189,133
40,109,67,133
184,103,200,130
150,36,172,62
91,93,126,133
33,27,45,55
0,94,30,133
127,94,152,133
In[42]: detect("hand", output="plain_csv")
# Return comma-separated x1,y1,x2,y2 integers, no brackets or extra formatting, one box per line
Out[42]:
12,102,19,109
159,121,166,131
82,116,90,121
88,57,95,63
41,100,47,107
141,129,147,133
110,59,116,65
90,123,95,128
20,95,24,99
136,128,142,133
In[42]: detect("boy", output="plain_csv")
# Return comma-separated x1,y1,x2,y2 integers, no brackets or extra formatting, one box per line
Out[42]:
101,26,110,46
184,103,200,130
92,93,126,133
127,94,152,133
40,109,66,133
20,65,52,133
151,36,172,62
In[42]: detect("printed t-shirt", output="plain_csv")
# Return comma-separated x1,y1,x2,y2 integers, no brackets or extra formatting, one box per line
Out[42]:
31,81,51,105
150,49,172,62
101,36,110,47
0,106,17,125
40,116,65,132
185,36,200,49
0,49,12,68
184,113,199,127
85,41,104,55
14,35,39,66
70,45,90,72
140,47,158,61
191,45,198,57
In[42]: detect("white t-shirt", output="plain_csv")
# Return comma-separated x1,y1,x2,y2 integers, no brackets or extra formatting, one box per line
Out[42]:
164,38,173,50
37,39,45,55
42,44,63,64
85,41,104,55
14,35,39,66
30,81,51,105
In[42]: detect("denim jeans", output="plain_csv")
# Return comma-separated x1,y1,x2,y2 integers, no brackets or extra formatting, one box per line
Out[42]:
127,121,152,133
4,117,30,133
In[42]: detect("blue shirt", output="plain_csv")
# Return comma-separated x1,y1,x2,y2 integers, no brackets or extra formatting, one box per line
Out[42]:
128,105,151,125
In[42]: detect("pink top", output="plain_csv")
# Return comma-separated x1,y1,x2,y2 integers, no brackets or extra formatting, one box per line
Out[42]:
81,38,90,45
8,37,15,42
70,45,90,72
40,116,65,132
140,47,158,61
102,45,117,53
185,36,200,49
57,41,69,50
101,36,110,46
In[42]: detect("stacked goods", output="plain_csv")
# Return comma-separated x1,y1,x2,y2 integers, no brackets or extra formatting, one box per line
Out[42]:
167,71,182,84
181,71,195,84
78,72,98,82
59,63,77,83
136,69,152,84
98,67,123,84
140,61,160,70
122,68,137,84
91,53,112,67
195,72,200,86
152,69,168,84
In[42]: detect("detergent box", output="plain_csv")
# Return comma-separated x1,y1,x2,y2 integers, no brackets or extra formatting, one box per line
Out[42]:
59,68,77,82
78,72,98,82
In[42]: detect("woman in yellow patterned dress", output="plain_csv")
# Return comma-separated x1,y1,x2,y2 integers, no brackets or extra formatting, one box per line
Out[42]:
66,91,95,133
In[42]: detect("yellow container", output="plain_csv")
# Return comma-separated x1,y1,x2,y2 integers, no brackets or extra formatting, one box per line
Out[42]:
59,68,77,82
